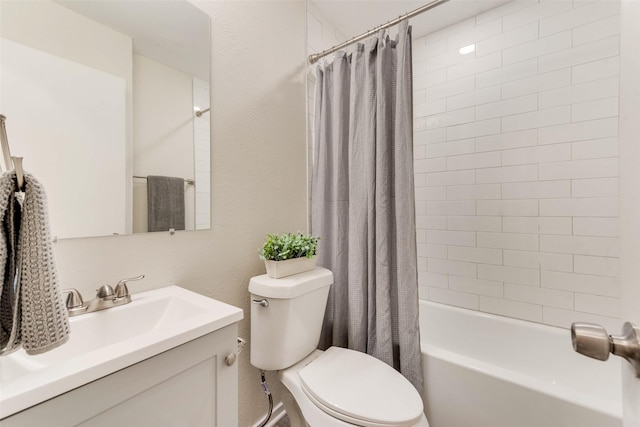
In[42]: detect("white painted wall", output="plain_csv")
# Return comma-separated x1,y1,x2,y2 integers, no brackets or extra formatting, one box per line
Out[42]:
618,1,640,424
132,54,195,232
50,1,307,426
0,0,132,79
1,39,127,239
413,0,622,330
0,0,132,239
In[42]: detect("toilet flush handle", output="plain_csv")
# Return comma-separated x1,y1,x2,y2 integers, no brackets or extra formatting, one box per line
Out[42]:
252,299,269,307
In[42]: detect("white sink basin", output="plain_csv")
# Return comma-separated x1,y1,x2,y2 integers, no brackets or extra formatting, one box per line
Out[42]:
0,285,243,418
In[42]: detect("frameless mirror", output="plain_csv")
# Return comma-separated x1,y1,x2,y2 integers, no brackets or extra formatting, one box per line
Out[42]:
0,0,211,239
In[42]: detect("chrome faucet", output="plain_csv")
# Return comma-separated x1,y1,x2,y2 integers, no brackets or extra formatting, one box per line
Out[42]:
62,275,145,317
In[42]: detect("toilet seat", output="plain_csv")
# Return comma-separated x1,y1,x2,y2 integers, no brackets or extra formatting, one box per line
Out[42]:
298,347,424,427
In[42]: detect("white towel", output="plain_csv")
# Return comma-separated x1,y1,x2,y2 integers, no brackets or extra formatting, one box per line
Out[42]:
0,171,69,355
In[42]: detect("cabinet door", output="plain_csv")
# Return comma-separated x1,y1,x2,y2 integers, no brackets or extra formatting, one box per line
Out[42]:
3,324,239,427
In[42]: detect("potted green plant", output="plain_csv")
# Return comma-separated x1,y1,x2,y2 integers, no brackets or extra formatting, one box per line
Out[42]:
259,232,319,278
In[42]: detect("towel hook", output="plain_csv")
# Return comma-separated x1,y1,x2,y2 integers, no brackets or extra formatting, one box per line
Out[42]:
0,115,25,190
12,156,24,190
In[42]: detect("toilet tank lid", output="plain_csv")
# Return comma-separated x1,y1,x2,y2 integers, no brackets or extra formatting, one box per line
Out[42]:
249,267,333,299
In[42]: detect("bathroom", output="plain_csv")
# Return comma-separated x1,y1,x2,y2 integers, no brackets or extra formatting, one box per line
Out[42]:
0,0,639,426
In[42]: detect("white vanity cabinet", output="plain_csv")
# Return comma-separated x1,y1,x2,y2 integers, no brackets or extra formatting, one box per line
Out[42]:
0,286,243,427
2,324,239,426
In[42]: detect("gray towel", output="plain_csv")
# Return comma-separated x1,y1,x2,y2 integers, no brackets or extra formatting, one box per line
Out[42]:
147,175,185,232
0,171,70,355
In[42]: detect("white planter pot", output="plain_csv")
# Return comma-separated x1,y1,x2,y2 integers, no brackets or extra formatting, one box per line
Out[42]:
264,255,318,279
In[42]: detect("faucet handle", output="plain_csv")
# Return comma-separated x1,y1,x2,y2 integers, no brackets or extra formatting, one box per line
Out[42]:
62,288,84,309
114,274,145,299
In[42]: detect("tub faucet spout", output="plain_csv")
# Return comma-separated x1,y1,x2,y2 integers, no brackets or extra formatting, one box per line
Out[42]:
571,321,640,378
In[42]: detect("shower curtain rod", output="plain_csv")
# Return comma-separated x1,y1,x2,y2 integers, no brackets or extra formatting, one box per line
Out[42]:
308,0,450,64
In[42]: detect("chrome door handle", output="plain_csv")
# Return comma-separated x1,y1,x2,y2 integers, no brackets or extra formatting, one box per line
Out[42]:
571,322,640,377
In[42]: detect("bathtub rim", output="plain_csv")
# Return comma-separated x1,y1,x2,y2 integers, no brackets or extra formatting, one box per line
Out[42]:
418,300,622,421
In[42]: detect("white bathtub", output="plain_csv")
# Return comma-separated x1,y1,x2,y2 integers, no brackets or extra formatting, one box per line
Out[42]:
419,301,622,427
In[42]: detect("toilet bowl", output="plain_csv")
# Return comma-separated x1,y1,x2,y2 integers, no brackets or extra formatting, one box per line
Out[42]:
279,348,429,427
249,268,429,427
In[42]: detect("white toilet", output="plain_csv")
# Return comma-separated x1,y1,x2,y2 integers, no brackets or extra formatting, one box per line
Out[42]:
249,267,429,427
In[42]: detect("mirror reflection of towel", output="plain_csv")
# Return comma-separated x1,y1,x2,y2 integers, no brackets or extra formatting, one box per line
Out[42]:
147,175,185,232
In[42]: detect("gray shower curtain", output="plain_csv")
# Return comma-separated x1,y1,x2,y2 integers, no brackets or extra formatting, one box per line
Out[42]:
311,20,423,393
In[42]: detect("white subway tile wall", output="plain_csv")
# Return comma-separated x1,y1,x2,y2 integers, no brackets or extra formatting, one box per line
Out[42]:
414,0,621,328
193,77,211,230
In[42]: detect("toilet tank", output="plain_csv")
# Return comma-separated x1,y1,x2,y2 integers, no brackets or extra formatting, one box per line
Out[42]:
249,267,333,371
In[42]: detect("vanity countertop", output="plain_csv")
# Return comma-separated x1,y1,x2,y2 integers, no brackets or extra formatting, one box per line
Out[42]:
0,285,243,418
